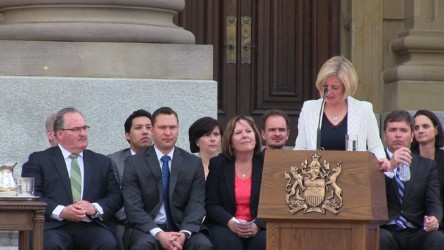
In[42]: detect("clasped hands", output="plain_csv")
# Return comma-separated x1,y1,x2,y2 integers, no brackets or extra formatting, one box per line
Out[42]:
379,147,412,172
228,218,259,238
424,215,440,232
155,231,186,250
60,200,96,222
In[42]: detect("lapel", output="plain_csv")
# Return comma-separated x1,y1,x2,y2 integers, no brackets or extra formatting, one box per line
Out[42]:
170,148,183,199
385,149,401,200
346,96,359,135
403,154,420,199
51,147,73,202
223,158,236,207
250,155,262,207
82,150,94,198
145,146,163,195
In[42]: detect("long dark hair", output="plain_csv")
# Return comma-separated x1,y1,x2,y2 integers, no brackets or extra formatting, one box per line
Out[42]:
411,109,444,149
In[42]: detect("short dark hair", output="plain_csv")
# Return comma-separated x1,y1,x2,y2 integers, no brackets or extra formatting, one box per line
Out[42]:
383,110,414,132
54,107,84,137
221,115,262,160
188,117,223,153
412,109,444,149
124,109,152,133
261,109,290,130
151,107,178,125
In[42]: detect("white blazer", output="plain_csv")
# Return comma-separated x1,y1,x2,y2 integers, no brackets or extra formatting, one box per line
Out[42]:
294,96,386,159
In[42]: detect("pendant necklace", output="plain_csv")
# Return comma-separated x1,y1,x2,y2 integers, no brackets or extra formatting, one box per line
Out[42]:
333,115,338,121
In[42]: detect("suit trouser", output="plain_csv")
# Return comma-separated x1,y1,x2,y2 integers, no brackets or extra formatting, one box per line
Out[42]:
380,225,444,250
123,226,213,250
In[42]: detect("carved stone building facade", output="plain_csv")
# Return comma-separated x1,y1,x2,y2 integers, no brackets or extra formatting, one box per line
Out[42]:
0,0,442,247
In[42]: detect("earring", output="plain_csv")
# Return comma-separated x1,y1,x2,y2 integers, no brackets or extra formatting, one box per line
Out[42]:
196,144,200,148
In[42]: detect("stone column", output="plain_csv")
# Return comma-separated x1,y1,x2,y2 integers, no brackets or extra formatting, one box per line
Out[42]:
340,0,384,111
382,0,444,111
0,1,215,168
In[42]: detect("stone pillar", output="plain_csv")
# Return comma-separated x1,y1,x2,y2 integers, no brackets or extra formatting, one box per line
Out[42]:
382,0,444,111
0,0,194,43
0,1,215,172
341,0,384,111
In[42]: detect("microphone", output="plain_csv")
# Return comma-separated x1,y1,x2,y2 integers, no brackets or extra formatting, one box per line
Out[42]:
316,87,329,150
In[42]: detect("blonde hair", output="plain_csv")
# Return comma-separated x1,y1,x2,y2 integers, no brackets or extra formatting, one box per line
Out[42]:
315,56,358,100
221,116,262,160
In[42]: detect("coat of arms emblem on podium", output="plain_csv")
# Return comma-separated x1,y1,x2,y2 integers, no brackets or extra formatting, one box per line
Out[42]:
284,152,343,215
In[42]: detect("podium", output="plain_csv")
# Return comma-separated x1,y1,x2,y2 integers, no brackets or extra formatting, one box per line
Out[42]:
258,150,388,250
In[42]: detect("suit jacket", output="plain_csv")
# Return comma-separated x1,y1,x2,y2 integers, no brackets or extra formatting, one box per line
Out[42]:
108,148,132,182
205,154,266,229
412,148,444,228
22,146,123,230
294,96,386,159
385,153,442,227
108,148,132,222
122,145,206,234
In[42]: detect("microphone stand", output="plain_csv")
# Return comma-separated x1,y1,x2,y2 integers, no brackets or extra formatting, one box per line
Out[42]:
316,88,329,150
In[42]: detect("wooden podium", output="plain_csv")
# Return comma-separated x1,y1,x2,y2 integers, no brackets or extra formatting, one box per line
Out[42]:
258,150,388,250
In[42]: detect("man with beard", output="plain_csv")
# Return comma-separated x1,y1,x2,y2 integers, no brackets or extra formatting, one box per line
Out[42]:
22,107,122,250
260,109,290,151
108,109,153,250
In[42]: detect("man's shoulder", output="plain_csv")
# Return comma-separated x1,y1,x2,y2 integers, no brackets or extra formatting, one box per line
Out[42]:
107,148,131,160
174,147,199,160
84,149,112,162
28,146,58,158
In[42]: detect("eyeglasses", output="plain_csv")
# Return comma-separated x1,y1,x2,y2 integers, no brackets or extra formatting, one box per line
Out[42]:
61,125,90,133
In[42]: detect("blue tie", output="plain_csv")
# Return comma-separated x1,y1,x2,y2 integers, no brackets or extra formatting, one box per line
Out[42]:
161,155,177,231
394,167,408,230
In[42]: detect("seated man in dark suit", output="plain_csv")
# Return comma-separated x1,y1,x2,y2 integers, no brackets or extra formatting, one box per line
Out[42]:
108,109,153,250
22,107,123,250
380,110,444,250
122,107,213,249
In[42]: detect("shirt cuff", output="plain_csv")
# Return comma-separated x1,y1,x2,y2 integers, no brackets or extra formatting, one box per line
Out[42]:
384,171,395,179
92,202,104,217
51,205,65,221
150,227,163,238
180,230,192,239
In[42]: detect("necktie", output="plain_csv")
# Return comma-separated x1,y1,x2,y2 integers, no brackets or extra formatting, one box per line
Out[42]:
394,167,408,230
161,155,177,231
70,154,82,202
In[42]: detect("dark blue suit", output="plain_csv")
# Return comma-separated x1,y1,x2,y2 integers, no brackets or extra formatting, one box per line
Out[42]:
381,153,444,250
22,146,123,249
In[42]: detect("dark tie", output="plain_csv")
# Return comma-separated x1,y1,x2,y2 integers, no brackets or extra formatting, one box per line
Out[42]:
70,154,82,202
161,155,177,231
394,167,408,230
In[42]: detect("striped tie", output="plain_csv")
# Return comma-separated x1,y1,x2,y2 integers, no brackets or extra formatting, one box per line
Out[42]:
70,154,82,202
394,167,408,230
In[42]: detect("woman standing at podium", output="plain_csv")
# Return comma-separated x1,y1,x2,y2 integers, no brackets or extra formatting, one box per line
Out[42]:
205,115,266,250
411,109,444,230
294,56,390,168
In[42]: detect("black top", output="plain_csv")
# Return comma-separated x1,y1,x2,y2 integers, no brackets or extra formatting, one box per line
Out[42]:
320,113,347,150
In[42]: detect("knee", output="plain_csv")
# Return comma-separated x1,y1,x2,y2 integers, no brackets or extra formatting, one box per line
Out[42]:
125,231,157,250
379,228,396,250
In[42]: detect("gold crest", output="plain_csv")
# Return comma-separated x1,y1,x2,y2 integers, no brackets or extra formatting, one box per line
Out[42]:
285,153,343,214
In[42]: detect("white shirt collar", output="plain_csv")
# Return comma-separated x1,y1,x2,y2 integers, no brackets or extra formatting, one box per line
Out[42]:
58,144,84,159
153,145,174,161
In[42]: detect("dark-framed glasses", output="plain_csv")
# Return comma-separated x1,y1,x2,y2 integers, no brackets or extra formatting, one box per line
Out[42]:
61,125,90,133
